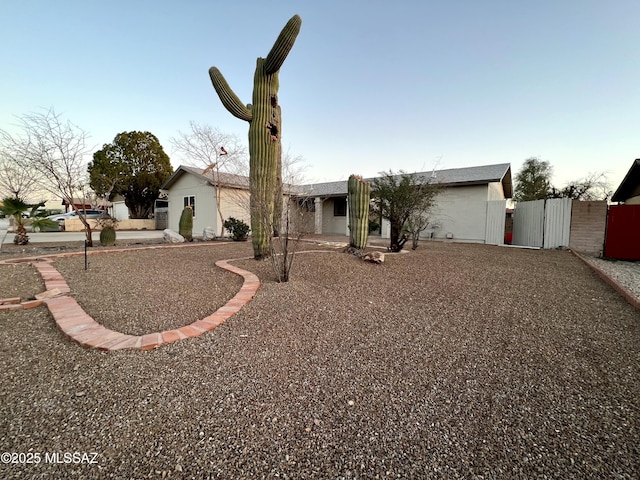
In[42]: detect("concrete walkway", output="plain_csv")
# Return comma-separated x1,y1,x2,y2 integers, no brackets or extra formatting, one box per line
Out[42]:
0,218,164,244
0,218,8,248
0,244,260,350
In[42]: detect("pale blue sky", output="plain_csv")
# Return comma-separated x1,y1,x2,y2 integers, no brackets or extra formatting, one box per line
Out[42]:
1,0,638,191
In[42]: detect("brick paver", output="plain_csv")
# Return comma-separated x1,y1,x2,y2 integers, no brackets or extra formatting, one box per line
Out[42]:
0,245,260,351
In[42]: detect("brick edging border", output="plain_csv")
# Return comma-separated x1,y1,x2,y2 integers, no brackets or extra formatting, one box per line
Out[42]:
572,250,640,312
0,243,260,350
0,297,44,311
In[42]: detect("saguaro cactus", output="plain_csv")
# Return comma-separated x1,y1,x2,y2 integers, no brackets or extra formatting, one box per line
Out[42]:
179,206,193,242
209,14,302,259
348,175,371,250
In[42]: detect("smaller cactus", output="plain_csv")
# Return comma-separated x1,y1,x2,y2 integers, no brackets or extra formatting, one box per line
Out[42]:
348,175,371,250
179,206,193,242
100,225,116,246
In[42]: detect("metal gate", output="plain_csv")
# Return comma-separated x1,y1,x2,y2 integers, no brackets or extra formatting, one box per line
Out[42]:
513,198,572,249
604,205,640,260
485,200,507,245
155,208,168,230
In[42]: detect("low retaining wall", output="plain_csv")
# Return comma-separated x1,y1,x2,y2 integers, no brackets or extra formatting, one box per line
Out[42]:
63,219,156,232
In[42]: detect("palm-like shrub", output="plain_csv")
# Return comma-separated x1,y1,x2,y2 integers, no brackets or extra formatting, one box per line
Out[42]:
30,217,60,232
2,197,29,245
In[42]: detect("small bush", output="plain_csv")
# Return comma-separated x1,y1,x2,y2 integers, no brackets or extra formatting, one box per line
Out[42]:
223,217,250,241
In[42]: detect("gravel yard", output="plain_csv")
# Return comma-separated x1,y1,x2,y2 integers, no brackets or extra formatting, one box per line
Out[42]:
580,256,640,302
0,240,638,478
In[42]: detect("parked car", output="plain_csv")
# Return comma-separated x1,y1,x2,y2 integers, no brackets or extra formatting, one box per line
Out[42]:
46,210,110,230
46,211,76,222
73,209,110,220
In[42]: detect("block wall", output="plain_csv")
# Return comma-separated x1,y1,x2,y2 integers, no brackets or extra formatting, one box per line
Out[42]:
569,201,607,255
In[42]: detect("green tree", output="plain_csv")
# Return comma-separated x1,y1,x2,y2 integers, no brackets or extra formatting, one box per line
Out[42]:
89,132,173,219
513,157,553,202
372,170,440,252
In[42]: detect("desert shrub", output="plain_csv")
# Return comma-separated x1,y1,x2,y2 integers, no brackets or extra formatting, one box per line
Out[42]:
223,217,250,241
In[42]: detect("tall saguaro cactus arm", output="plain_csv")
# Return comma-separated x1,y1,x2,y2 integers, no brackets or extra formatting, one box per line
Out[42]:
208,67,253,122
208,14,302,260
265,15,302,74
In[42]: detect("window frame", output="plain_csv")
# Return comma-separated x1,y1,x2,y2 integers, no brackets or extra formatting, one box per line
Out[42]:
333,197,347,217
183,195,196,217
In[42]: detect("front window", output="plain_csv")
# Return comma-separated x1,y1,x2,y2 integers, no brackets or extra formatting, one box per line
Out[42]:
183,196,195,217
298,198,315,213
333,198,347,217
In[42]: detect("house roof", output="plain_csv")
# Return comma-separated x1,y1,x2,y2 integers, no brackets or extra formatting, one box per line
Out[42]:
611,159,640,203
162,163,514,198
161,165,249,190
301,163,513,198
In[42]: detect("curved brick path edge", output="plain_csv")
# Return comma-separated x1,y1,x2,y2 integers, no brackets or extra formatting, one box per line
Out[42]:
1,243,636,349
0,243,260,351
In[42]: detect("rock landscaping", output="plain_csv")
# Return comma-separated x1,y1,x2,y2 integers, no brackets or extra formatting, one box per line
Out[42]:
0,240,638,478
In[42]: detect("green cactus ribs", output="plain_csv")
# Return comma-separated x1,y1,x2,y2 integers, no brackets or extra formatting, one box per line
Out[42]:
208,14,302,260
348,175,371,251
99,226,116,246
179,206,193,242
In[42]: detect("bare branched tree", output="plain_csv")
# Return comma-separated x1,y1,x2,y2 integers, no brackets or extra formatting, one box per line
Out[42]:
372,170,441,252
1,108,96,245
0,130,44,201
171,122,248,236
550,172,612,201
267,152,310,282
266,196,310,282
404,209,440,250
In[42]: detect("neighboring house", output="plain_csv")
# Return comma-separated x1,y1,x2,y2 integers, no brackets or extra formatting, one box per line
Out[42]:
109,194,129,220
611,159,640,205
61,197,111,214
61,198,93,212
161,165,251,236
298,163,513,244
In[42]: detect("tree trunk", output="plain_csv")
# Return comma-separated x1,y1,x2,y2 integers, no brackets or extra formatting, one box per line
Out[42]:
79,216,93,247
390,221,401,252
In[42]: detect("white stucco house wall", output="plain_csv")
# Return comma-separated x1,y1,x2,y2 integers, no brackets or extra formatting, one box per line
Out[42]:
161,165,251,237
161,163,513,244
299,163,513,244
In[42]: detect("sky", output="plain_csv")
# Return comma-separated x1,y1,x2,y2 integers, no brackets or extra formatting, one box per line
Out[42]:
1,0,638,192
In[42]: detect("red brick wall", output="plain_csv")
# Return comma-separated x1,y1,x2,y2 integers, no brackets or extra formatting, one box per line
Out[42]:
569,201,607,255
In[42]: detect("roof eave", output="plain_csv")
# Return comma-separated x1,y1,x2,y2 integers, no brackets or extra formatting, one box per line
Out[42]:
611,159,640,203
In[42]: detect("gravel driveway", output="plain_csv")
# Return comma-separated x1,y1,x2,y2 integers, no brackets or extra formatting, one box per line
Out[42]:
0,240,638,479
